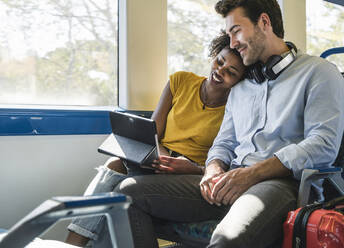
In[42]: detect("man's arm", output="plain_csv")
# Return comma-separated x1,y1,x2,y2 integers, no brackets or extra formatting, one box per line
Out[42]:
205,99,239,167
274,62,344,179
211,156,291,205
200,94,240,204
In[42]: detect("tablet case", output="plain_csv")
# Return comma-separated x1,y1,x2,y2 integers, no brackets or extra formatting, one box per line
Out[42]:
98,111,159,167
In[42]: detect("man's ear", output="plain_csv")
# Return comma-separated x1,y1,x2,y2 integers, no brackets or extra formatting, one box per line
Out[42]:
258,13,271,31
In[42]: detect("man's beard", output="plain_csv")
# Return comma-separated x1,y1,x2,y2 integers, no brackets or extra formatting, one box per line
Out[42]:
243,26,266,66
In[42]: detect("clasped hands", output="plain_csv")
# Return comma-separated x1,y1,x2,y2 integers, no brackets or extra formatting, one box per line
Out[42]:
200,163,256,206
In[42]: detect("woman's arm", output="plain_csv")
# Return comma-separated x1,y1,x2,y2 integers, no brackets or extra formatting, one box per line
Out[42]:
150,80,203,174
150,81,173,156
150,79,205,175
151,80,173,141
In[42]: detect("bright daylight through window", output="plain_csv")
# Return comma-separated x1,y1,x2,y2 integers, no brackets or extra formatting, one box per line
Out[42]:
0,0,118,106
167,0,223,77
307,0,344,71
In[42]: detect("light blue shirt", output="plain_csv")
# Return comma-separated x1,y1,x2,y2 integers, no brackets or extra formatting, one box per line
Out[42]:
206,52,344,195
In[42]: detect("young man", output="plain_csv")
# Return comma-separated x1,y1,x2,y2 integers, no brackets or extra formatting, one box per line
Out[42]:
199,0,344,247
73,1,344,247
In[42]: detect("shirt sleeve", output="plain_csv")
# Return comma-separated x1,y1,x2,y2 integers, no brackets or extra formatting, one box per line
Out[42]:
274,62,344,179
169,71,185,96
205,98,239,167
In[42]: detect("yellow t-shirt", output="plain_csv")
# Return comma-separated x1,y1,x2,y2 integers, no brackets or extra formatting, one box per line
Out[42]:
161,71,225,166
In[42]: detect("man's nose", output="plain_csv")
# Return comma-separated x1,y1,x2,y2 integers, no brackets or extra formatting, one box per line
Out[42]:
230,36,239,50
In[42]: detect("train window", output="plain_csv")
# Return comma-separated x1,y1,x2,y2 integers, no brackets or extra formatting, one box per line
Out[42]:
167,0,223,76
0,0,118,107
306,0,344,71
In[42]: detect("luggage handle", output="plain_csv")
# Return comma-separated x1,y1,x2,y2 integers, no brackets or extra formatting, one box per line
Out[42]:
323,195,344,209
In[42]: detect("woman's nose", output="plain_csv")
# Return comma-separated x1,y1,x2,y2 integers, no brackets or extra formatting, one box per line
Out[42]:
217,67,225,76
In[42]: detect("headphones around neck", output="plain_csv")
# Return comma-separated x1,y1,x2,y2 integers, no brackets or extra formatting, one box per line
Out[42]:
246,41,297,83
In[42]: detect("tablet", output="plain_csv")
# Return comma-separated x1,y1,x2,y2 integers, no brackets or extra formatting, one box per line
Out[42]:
98,111,160,168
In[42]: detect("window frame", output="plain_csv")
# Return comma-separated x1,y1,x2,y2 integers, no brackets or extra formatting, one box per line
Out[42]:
0,0,121,136
0,0,308,136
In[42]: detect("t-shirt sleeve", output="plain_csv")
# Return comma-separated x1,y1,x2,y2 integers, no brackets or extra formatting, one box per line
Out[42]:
169,71,188,96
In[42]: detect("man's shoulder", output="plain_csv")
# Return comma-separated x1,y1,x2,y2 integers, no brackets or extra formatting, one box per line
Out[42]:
294,53,336,71
291,53,344,90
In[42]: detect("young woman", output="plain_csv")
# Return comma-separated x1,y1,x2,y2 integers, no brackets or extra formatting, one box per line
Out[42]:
66,31,246,247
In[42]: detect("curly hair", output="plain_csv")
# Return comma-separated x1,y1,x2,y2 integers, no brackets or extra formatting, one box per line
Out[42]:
214,0,284,38
208,30,241,59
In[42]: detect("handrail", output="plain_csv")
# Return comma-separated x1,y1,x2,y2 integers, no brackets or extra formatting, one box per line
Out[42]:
324,0,344,7
320,47,344,58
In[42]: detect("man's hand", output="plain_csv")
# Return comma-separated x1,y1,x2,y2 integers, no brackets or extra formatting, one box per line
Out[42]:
199,160,226,205
151,155,203,174
211,167,258,206
209,156,292,206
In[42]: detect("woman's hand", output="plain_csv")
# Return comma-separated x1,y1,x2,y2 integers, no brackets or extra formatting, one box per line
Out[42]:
152,155,203,175
199,160,226,205
158,144,170,156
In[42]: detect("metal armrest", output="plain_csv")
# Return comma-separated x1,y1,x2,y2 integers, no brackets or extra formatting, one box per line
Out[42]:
298,167,344,207
0,192,133,248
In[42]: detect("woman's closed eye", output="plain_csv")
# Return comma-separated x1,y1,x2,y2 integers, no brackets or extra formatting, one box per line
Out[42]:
225,68,237,77
217,57,224,66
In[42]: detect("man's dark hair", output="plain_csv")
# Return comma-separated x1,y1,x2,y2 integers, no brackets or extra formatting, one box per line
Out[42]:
215,0,284,38
209,30,241,58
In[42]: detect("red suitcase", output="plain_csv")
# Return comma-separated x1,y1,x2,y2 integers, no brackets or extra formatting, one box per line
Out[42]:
282,196,344,248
